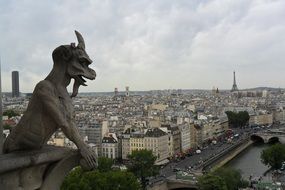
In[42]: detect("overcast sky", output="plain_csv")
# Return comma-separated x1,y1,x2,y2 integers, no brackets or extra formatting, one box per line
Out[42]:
0,0,285,92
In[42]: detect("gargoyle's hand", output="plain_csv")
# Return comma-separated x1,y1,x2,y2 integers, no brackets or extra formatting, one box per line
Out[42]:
80,146,98,170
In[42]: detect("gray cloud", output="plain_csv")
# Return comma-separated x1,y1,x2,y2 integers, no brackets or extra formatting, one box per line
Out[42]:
0,0,284,92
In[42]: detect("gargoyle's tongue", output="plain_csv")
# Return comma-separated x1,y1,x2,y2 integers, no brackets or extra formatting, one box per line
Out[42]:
71,80,80,98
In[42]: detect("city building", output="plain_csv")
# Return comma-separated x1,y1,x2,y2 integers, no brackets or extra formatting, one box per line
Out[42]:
78,121,109,156
125,86,129,97
178,124,191,152
144,128,169,164
160,124,181,158
114,87,118,96
120,131,131,160
193,124,203,148
102,133,119,159
121,127,169,164
273,109,285,124
190,123,196,148
12,71,20,97
129,131,145,153
249,113,273,126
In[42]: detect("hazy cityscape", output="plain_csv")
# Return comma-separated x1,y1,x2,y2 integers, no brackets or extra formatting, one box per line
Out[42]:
1,69,285,189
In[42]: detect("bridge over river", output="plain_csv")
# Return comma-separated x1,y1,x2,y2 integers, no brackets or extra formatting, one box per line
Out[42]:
251,129,285,143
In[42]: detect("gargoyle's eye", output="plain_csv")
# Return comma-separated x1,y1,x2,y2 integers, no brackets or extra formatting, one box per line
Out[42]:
79,57,85,63
79,57,91,66
79,58,86,67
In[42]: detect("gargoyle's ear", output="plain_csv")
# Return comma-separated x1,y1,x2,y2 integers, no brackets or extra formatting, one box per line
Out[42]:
52,45,72,62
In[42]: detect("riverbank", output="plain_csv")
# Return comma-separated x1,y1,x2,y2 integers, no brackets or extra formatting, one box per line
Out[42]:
227,143,271,180
211,140,253,171
201,137,253,172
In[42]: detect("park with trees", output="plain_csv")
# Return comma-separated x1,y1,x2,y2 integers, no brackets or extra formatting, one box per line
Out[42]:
225,111,250,128
61,149,159,190
198,167,248,190
61,157,141,190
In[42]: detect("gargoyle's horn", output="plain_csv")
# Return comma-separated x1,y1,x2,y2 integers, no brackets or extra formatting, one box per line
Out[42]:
75,30,85,49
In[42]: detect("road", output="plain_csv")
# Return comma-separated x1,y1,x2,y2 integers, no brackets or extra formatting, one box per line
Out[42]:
160,138,239,178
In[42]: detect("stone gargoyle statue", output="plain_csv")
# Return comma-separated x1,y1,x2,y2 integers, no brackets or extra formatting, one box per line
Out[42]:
3,31,97,169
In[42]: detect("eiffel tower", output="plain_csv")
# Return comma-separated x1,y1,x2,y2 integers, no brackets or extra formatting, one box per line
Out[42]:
231,71,238,92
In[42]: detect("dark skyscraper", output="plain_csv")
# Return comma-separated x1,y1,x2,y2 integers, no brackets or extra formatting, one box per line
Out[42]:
0,58,3,153
231,71,238,92
12,71,20,97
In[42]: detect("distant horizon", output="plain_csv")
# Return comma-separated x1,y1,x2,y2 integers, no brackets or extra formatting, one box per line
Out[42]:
3,86,283,95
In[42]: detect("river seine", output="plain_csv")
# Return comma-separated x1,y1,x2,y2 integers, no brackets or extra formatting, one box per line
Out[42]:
226,143,271,180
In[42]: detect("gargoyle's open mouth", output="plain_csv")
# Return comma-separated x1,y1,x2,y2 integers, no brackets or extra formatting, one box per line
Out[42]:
75,75,88,86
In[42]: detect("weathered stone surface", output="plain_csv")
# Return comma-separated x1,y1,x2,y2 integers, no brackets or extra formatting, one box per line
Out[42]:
0,146,80,190
0,146,76,174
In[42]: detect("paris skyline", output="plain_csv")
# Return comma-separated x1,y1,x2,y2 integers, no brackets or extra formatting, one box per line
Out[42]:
0,0,285,92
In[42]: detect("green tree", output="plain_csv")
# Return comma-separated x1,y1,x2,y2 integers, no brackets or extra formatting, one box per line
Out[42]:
225,111,249,128
3,124,12,130
238,111,250,127
97,157,113,173
61,167,141,190
3,109,19,118
127,149,159,190
213,167,248,190
61,167,87,190
198,174,227,190
261,143,285,169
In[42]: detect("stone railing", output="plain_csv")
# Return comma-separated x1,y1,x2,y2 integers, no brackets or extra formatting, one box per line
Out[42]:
0,145,80,190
